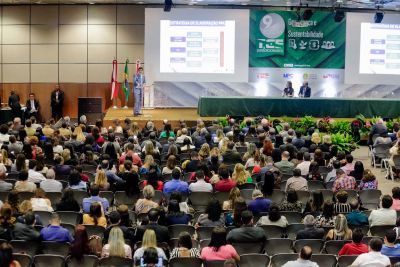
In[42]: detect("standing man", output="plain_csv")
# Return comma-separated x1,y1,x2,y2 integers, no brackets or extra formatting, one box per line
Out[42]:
8,91,21,119
299,82,311,98
51,84,64,121
25,93,40,120
282,81,294,97
133,67,145,116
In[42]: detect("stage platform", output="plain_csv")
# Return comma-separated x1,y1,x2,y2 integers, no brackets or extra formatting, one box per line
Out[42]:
103,107,217,128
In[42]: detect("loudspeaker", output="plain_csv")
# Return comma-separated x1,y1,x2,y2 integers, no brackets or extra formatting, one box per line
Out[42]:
78,97,102,125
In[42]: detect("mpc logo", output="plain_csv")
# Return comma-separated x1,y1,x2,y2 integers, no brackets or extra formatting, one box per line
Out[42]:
256,73,270,79
283,73,294,79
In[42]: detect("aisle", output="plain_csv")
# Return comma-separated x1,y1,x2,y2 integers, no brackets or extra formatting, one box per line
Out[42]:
352,146,399,195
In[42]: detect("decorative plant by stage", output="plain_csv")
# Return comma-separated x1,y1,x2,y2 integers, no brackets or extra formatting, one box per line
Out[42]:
317,117,332,133
370,116,382,125
331,132,358,153
218,117,228,127
330,120,351,134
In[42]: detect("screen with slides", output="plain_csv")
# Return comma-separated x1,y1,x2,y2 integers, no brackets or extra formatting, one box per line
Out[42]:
345,13,400,85
145,8,249,83
359,23,400,75
160,20,235,74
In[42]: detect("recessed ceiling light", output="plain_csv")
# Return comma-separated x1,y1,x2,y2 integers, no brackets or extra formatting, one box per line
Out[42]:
138,1,144,3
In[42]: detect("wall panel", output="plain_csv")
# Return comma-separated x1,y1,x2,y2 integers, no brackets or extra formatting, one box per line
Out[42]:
0,4,145,121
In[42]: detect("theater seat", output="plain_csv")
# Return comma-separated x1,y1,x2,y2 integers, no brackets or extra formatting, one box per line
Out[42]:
169,257,203,267
34,255,65,267
240,253,270,267
98,256,133,267
65,255,99,267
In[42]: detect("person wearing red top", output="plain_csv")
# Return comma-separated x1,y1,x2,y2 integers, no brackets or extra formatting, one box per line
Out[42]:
214,166,236,192
143,171,164,191
338,228,368,256
119,143,142,167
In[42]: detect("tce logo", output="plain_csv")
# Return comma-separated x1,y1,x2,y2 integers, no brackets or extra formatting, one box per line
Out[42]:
258,39,284,49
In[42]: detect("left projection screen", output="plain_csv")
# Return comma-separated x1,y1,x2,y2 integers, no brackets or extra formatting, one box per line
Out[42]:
145,8,249,83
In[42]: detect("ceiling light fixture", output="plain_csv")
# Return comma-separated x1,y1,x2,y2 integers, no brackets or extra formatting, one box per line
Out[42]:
302,9,313,20
334,9,345,22
374,10,384,23
164,0,173,12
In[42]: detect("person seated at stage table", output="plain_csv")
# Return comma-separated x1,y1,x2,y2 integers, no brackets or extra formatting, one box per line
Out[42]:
282,81,294,97
299,81,311,98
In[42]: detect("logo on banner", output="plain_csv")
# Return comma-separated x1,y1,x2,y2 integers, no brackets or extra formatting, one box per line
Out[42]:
257,73,270,79
303,73,317,80
283,73,294,79
323,73,340,79
256,13,285,57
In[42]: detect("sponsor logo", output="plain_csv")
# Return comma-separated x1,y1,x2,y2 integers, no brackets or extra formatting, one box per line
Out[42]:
303,73,317,80
284,64,294,67
323,73,340,79
256,73,270,79
283,73,294,79
256,13,285,57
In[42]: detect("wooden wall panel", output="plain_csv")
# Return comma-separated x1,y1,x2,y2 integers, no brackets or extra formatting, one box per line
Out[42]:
31,83,57,122
2,84,30,108
60,83,88,119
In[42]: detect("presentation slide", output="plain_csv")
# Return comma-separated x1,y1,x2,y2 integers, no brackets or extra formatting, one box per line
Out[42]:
359,23,400,75
160,20,235,74
345,13,400,85
145,8,249,83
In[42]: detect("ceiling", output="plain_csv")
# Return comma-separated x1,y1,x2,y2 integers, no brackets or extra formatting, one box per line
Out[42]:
1,0,400,11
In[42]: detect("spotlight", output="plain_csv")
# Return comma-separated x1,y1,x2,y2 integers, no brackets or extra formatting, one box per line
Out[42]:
334,9,345,22
302,9,313,20
374,11,384,23
164,0,173,12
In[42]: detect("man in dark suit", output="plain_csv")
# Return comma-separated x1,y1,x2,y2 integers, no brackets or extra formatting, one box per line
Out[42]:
51,84,64,121
296,215,325,240
8,91,21,119
25,93,40,120
299,82,311,98
222,142,242,164
135,208,170,243
227,210,267,253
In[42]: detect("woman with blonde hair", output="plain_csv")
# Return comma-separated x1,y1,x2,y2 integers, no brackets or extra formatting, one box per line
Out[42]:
17,200,43,225
198,143,210,160
222,187,241,211
219,137,229,154
94,169,110,191
320,135,332,152
311,132,321,145
101,227,132,258
73,125,86,142
326,214,352,240
213,129,225,144
242,143,257,163
231,163,252,186
135,185,159,214
140,155,155,175
133,229,167,262
128,122,141,137
0,149,12,167
30,188,53,212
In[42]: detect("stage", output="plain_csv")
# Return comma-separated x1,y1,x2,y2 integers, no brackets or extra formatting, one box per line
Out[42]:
103,107,217,128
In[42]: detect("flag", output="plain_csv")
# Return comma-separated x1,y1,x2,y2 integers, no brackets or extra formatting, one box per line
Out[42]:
122,59,130,101
110,59,119,100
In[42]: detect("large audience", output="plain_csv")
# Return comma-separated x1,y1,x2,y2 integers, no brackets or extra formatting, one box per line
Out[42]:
0,115,399,266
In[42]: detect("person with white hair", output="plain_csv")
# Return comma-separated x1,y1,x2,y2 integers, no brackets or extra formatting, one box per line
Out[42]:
40,169,63,192
369,118,387,144
296,215,325,240
79,115,87,125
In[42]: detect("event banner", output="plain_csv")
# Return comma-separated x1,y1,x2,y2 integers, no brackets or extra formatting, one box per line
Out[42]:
249,10,346,68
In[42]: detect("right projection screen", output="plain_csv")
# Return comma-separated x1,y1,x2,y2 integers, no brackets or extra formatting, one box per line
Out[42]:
345,12,400,85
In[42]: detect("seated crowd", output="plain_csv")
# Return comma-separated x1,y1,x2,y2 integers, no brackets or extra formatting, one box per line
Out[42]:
0,115,398,267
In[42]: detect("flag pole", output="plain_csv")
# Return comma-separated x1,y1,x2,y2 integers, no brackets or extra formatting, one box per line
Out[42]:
112,58,118,109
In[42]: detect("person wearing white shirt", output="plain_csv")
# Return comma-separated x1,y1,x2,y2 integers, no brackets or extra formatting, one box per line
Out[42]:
369,195,397,227
282,246,319,267
325,160,341,183
352,238,391,267
0,124,10,144
28,160,46,184
40,169,63,192
189,170,213,193
296,152,311,176
176,128,192,144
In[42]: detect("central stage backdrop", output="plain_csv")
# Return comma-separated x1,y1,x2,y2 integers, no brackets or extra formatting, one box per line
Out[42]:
151,10,400,107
